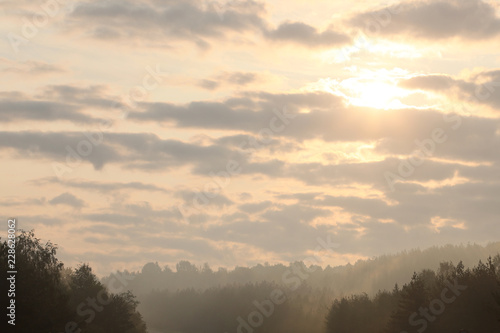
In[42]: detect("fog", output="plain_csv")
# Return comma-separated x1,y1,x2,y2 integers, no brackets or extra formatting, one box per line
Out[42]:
101,242,500,333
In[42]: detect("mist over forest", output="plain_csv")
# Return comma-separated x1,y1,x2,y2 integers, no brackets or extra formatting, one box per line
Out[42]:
105,242,500,333
2,231,500,333
107,242,500,296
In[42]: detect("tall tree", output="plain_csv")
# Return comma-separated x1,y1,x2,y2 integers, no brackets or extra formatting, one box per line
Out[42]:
1,230,72,332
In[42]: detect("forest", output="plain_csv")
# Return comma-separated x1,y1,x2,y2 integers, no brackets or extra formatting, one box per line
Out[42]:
130,257,500,333
2,231,500,333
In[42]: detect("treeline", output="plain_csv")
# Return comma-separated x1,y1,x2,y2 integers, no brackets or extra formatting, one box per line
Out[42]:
326,259,500,333
4,230,499,333
133,255,500,333
0,230,147,333
137,258,500,333
106,242,500,297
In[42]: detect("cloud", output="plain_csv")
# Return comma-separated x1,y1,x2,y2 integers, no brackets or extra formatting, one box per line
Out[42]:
284,158,457,191
83,213,149,225
0,131,251,173
128,92,344,134
238,200,272,214
351,0,500,40
399,70,500,110
176,189,234,208
0,85,119,124
0,197,46,207
128,90,500,160
2,0,500,277
65,0,350,50
0,59,65,75
38,85,119,109
197,79,220,90
197,71,259,90
399,74,455,91
264,21,350,47
80,207,182,232
32,177,170,194
2,86,499,188
67,0,267,48
221,72,258,85
0,100,95,124
0,131,119,170
49,192,86,208
204,204,334,254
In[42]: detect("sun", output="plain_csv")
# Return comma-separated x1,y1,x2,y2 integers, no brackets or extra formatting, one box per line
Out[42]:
335,76,410,109
349,81,407,109
305,69,412,110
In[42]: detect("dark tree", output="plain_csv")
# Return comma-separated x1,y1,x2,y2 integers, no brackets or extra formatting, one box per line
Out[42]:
0,230,147,333
1,230,71,332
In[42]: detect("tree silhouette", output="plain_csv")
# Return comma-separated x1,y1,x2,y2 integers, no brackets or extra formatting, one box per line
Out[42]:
1,230,71,332
0,230,147,333
324,259,500,333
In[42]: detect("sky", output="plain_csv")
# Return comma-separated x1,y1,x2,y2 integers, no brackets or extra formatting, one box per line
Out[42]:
1,0,500,276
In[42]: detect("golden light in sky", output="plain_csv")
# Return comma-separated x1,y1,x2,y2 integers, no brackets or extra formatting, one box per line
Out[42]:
340,80,409,109
2,0,500,332
1,0,499,279
305,69,412,109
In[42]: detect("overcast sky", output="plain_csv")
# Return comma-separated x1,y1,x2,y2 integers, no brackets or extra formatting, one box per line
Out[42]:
1,0,500,275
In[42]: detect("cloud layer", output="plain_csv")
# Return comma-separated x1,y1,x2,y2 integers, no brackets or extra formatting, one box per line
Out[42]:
1,0,499,275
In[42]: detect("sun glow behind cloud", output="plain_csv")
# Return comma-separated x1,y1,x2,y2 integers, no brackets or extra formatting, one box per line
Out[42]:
1,0,500,276
339,80,409,109
320,37,427,64
304,68,415,109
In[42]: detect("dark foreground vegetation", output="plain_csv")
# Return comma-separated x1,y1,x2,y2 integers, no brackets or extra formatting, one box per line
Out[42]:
0,230,147,333
326,259,500,333
2,231,500,333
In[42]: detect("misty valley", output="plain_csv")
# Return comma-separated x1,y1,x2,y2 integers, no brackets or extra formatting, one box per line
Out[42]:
2,231,500,333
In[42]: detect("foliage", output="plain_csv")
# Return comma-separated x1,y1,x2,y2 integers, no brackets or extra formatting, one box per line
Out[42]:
326,259,500,333
0,230,147,333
